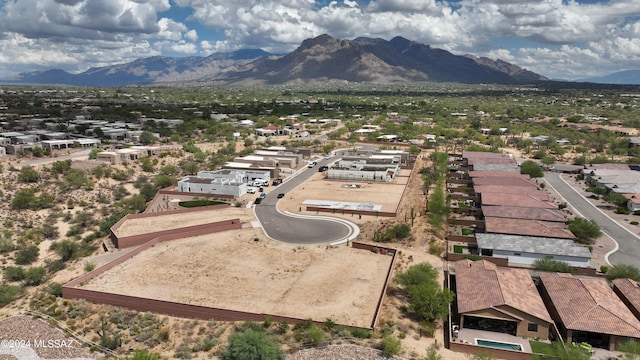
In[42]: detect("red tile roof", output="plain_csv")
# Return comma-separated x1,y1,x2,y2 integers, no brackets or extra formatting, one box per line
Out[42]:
481,206,567,222
472,177,539,187
613,278,640,316
540,273,640,338
479,192,557,209
484,217,575,239
456,260,552,323
474,185,550,201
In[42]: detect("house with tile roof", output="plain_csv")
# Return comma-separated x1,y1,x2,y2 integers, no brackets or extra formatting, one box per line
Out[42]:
484,218,576,239
612,278,640,320
538,272,640,350
455,259,553,340
480,206,567,222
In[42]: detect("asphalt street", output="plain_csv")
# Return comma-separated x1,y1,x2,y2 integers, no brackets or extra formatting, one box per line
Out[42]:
254,151,354,244
544,172,640,266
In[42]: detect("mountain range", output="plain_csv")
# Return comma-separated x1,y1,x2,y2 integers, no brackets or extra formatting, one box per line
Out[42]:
4,34,549,86
577,70,640,85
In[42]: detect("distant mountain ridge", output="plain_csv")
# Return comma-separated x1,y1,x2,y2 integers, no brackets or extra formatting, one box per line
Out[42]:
578,70,640,85
4,35,548,86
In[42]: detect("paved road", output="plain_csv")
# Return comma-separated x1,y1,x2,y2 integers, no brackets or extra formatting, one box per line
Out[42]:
544,172,640,266
7,149,92,169
254,151,356,244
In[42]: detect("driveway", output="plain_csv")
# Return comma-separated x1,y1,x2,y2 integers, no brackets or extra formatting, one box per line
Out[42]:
254,151,359,244
544,172,640,266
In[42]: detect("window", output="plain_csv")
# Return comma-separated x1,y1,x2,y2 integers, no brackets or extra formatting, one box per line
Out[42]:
513,252,521,256
528,323,538,332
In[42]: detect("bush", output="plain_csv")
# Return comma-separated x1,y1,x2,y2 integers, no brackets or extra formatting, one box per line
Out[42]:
533,256,573,274
605,264,640,281
631,221,639,225
567,217,601,244
3,266,26,282
520,160,543,178
381,334,402,356
223,330,285,360
45,282,63,297
15,245,39,265
0,284,22,307
350,328,372,339
23,267,47,286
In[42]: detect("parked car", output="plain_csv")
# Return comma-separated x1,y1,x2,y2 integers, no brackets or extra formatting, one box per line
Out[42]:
246,187,256,194
318,165,329,172
308,161,317,168
272,178,283,186
254,197,262,204
277,193,285,198
259,193,266,199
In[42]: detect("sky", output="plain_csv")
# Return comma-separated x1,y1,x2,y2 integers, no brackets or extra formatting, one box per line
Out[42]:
0,0,639,81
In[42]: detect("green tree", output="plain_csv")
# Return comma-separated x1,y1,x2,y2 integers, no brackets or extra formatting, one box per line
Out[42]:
53,240,80,262
567,217,601,244
605,264,640,281
520,160,543,178
223,330,285,360
532,256,574,274
395,263,438,288
154,174,176,189
139,131,157,145
406,282,455,322
18,166,40,183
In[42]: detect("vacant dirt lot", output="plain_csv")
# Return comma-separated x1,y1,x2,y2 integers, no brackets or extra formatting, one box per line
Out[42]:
81,226,393,328
113,205,254,237
277,169,410,222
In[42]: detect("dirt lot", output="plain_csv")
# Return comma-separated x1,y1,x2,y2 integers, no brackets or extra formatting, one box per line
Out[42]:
113,205,254,237
81,225,393,328
277,168,410,223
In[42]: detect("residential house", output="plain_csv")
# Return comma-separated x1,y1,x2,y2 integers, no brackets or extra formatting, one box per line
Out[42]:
539,272,640,350
455,259,553,340
612,278,640,320
624,194,640,213
475,233,591,268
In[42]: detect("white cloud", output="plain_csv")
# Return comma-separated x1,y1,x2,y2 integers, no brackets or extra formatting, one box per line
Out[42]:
1,0,640,80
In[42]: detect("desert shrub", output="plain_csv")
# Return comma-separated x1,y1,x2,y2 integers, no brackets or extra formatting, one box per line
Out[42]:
631,221,639,225
3,266,26,282
44,282,63,297
606,264,640,281
23,266,47,286
223,330,285,360
567,217,601,244
0,236,14,253
0,284,22,307
381,334,402,356
533,257,573,274
350,327,372,339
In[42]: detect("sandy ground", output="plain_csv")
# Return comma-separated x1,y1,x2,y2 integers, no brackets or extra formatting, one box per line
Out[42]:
81,226,393,328
277,169,409,224
113,205,254,237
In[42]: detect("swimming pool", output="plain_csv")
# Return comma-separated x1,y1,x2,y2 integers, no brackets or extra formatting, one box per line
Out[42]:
476,339,523,351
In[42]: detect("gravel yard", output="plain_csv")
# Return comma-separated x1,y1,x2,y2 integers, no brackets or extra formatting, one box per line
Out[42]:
0,316,102,360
